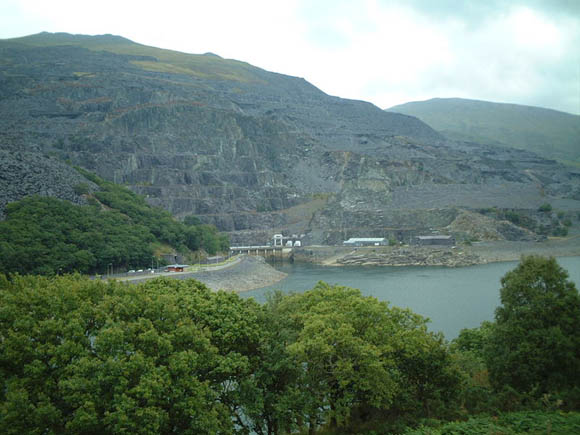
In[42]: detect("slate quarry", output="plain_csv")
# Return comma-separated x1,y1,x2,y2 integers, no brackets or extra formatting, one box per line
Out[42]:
1,33,579,244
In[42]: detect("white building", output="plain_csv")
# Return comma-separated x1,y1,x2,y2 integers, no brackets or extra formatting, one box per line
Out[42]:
343,237,387,247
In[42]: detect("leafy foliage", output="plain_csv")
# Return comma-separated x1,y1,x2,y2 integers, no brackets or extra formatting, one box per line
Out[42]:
0,171,229,274
0,196,154,274
77,168,228,253
252,283,461,433
1,261,579,434
404,411,580,435
0,277,462,434
485,256,580,398
0,275,262,434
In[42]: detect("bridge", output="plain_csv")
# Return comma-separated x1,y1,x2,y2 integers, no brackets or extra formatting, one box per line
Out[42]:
229,234,303,258
229,245,293,258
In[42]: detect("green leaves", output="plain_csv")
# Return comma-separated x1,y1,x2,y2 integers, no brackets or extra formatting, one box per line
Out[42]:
485,256,580,396
0,275,260,434
1,275,501,433
0,186,229,275
256,282,460,432
0,196,154,274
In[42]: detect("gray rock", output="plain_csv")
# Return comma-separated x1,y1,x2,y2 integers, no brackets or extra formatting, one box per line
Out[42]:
1,34,579,242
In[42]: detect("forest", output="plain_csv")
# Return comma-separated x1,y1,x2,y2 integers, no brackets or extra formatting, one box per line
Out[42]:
0,255,578,434
0,169,229,275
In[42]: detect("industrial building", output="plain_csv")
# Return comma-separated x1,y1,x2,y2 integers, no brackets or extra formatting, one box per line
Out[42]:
343,237,387,247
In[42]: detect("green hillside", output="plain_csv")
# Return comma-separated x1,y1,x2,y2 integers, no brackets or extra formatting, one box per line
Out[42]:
388,98,580,165
4,32,263,82
0,169,228,275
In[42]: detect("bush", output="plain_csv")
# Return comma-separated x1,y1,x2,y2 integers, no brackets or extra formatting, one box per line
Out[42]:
538,203,552,212
73,182,90,195
552,226,569,237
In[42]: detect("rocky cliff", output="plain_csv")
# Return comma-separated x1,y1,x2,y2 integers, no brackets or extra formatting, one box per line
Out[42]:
1,33,579,244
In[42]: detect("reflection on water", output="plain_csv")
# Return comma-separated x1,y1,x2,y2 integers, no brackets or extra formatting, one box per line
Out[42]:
241,257,580,340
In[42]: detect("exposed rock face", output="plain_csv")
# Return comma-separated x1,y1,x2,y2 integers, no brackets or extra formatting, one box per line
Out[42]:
1,33,580,242
336,246,482,267
446,210,539,242
0,150,97,219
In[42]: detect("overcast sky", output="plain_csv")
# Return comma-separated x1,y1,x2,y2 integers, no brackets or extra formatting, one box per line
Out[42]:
1,0,579,114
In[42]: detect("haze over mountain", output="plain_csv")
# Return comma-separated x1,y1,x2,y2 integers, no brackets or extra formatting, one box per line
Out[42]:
1,33,579,244
388,98,580,165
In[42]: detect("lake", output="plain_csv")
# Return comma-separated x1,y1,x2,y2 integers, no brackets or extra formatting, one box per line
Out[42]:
240,256,580,340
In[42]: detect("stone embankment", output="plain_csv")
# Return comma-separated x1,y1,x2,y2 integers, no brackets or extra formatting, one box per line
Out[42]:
133,255,287,292
190,255,287,292
336,246,482,267
305,234,580,268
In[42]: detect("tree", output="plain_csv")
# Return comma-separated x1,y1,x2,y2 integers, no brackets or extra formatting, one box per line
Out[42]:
234,291,306,435
265,282,460,433
485,256,580,397
450,323,495,413
0,275,262,434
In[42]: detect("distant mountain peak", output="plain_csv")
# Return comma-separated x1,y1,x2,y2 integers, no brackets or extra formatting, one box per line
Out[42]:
388,98,580,164
9,31,135,45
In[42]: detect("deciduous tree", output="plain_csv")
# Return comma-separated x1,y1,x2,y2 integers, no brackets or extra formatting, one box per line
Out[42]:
0,275,261,434
485,256,580,396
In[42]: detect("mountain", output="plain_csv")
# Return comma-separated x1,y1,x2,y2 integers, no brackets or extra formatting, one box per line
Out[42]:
1,33,579,245
388,98,580,165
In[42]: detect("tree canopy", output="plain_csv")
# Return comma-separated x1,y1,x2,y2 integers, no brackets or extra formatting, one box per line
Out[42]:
0,172,228,275
0,275,262,434
250,283,461,433
485,256,580,396
0,277,463,434
0,196,154,275
2,257,578,434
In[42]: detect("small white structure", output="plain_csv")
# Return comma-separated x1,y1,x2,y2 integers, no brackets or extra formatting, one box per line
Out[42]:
273,234,284,247
343,237,387,247
272,233,303,248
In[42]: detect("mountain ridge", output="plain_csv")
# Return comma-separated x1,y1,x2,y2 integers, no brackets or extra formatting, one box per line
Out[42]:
1,33,579,245
388,97,580,164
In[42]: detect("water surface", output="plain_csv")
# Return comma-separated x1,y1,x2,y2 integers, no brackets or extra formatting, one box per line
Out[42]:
241,257,580,340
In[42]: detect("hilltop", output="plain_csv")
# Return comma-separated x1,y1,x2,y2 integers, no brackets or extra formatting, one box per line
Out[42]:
1,33,580,246
388,98,580,165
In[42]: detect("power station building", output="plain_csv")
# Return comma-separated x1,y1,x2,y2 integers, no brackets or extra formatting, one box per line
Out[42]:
343,237,387,247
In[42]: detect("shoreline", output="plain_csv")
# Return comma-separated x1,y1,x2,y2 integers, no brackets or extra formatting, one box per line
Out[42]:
134,255,289,293
295,238,580,268
125,238,580,293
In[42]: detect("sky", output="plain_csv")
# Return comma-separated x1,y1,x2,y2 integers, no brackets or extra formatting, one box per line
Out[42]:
1,0,579,115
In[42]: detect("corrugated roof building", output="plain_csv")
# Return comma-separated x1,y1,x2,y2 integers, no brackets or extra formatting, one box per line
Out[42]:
343,238,387,247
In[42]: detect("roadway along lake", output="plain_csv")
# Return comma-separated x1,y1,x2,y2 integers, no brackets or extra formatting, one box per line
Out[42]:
240,256,580,340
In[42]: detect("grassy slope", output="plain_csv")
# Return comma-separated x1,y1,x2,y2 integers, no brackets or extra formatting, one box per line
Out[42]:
404,411,580,435
2,32,264,83
388,98,580,164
